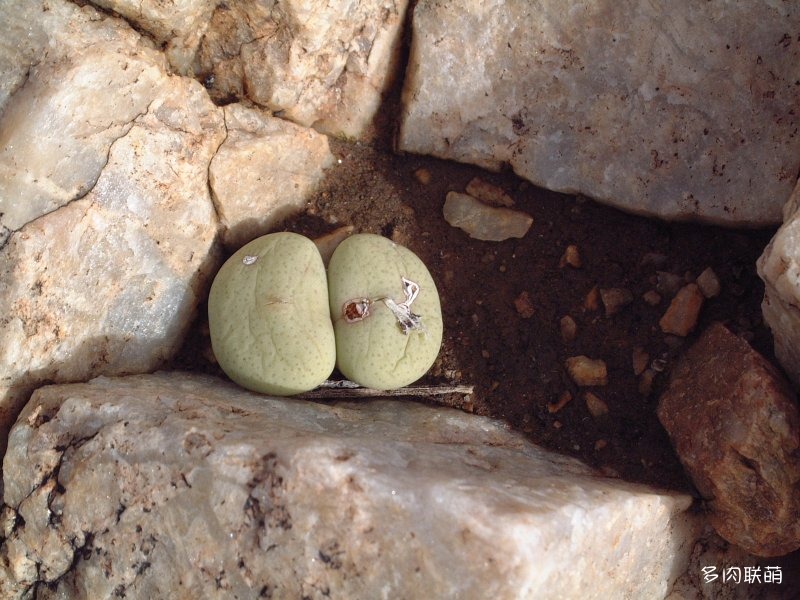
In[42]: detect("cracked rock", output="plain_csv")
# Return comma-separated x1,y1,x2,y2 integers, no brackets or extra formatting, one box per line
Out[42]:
398,1,800,225
193,0,409,138
210,103,335,249
0,73,225,444
1,372,699,599
658,323,800,557
0,0,173,247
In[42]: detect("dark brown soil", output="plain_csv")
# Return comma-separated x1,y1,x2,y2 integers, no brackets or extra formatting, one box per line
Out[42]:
172,135,776,494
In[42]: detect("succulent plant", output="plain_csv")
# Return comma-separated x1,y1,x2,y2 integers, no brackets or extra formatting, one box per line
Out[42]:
208,232,336,395
328,234,443,390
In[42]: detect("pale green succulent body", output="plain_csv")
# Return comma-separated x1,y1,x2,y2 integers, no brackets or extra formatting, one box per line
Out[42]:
208,232,335,395
328,234,443,390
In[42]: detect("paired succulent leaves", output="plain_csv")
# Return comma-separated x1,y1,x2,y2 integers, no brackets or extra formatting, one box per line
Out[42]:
208,232,443,395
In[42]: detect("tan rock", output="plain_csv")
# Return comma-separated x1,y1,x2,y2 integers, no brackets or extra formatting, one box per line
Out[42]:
0,76,225,443
547,391,572,414
560,315,577,343
313,225,356,267
398,0,800,225
565,356,608,387
584,392,609,418
0,0,171,246
695,267,721,299
632,347,649,376
0,372,700,599
642,290,662,306
658,323,800,556
209,103,334,248
195,0,409,138
600,288,633,316
513,291,535,318
465,176,514,207
413,167,432,185
559,244,581,268
443,191,533,241
659,283,704,336
584,286,600,311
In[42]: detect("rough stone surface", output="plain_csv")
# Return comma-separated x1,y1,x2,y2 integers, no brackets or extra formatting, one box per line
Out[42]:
758,180,800,387
658,323,800,557
443,191,533,241
209,103,334,249
0,73,225,443
195,0,409,138
398,0,800,225
0,372,699,599
0,0,172,246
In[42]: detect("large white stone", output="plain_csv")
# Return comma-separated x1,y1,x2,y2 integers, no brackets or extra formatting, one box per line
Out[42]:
210,104,334,248
398,0,800,226
0,0,172,246
758,180,800,386
0,78,225,441
1,372,699,599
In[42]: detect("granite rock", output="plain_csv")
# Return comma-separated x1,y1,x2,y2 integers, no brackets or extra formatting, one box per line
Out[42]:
758,179,800,387
658,323,800,556
0,76,225,444
1,372,699,599
210,104,334,249
398,0,800,225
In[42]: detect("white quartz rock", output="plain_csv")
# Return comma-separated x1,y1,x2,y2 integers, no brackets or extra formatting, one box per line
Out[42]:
758,180,800,386
209,104,334,248
0,78,225,442
443,191,533,241
399,0,800,226
1,372,699,599
0,0,173,246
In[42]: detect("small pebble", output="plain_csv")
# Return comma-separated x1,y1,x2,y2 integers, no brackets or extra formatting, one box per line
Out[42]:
632,346,649,375
656,271,683,297
413,168,431,185
585,392,609,417
642,290,662,306
481,349,491,359
600,287,633,316
638,369,656,396
548,390,573,413
560,244,582,268
659,283,704,336
465,176,514,207
594,439,608,451
560,315,577,343
584,286,600,311
513,291,536,318
552,420,563,429
566,356,608,386
696,267,721,298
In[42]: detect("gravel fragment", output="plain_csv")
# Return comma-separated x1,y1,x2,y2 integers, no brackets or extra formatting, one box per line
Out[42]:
465,176,514,207
560,244,582,268
584,286,600,311
632,347,649,376
696,267,721,298
659,283,705,336
548,391,573,413
566,356,608,386
560,316,577,343
656,272,683,297
443,192,533,241
513,291,535,318
413,167,431,185
600,288,633,316
642,290,662,306
585,392,609,417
